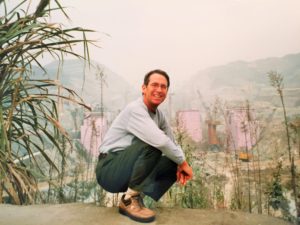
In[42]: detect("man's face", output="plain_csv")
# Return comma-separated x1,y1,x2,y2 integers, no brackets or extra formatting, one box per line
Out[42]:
142,73,168,111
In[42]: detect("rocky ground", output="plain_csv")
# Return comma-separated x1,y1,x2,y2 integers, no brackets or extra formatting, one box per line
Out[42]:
0,203,292,225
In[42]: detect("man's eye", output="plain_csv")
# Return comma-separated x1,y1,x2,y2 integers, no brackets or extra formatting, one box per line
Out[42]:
150,83,167,90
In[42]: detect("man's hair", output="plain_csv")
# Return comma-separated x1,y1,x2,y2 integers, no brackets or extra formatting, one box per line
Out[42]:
143,69,170,87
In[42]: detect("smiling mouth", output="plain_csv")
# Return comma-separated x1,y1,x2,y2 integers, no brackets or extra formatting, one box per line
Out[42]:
153,94,163,99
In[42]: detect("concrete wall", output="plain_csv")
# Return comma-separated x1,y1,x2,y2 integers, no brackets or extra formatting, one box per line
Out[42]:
80,112,108,156
177,110,202,143
226,108,259,150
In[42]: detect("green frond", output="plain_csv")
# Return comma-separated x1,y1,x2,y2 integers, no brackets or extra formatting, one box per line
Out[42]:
0,0,95,204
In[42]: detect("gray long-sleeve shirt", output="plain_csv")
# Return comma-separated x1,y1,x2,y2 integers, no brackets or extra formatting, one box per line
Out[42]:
99,98,185,165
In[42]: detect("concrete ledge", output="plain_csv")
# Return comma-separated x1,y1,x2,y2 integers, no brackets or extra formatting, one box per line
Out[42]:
0,203,291,225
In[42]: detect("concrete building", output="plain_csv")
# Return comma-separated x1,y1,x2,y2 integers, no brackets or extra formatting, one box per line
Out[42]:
176,110,202,143
80,112,108,157
225,108,258,151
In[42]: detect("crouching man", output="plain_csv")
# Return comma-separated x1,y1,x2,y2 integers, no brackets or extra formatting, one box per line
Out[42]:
96,69,193,223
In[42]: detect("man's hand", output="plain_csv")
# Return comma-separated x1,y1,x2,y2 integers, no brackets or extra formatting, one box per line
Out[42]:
177,161,193,186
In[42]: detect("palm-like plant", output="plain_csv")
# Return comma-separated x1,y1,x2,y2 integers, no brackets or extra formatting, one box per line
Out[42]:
0,0,94,204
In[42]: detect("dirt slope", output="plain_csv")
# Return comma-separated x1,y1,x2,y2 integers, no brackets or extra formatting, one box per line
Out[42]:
0,203,292,225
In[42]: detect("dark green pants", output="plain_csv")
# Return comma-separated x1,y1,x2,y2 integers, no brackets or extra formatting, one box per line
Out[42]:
95,140,177,201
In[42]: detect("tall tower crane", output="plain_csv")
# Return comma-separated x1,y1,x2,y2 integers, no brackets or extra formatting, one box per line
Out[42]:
96,65,107,117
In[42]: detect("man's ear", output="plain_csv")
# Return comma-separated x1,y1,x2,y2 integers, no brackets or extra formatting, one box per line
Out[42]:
141,84,146,95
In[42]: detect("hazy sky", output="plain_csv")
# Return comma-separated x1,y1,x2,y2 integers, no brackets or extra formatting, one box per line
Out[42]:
53,0,300,87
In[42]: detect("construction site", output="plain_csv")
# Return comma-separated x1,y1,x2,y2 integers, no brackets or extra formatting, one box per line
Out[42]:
71,89,300,222
22,63,297,224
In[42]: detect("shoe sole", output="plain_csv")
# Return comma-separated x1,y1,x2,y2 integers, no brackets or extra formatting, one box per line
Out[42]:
119,207,155,223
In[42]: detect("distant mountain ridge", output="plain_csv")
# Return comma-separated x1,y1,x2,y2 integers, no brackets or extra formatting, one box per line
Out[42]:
175,53,300,110
31,53,300,112
32,59,139,112
191,53,300,89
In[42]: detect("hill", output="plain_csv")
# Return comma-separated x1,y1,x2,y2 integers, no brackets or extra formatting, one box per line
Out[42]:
175,53,300,110
30,53,300,112
32,59,139,111
191,53,300,89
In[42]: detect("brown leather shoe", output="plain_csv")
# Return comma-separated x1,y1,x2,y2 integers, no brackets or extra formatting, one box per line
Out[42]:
119,194,155,223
